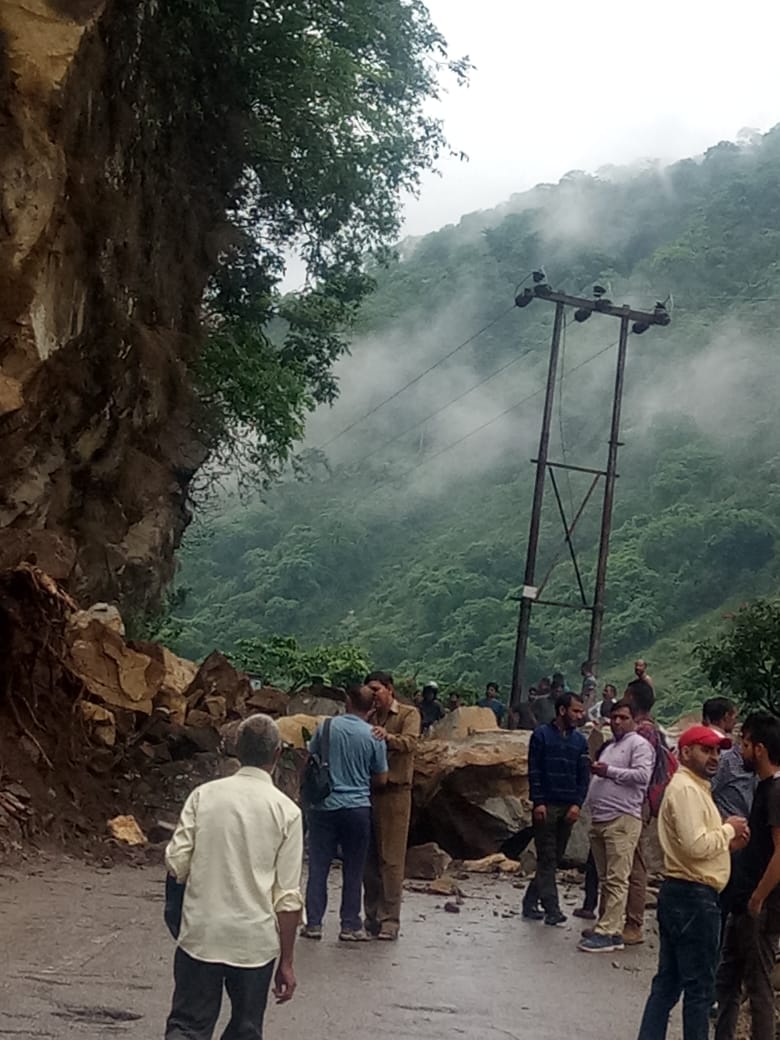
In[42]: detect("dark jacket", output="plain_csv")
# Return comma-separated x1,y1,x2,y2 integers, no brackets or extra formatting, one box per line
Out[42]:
529,722,590,807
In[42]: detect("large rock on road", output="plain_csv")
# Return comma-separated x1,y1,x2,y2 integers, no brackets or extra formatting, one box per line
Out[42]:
411,730,532,859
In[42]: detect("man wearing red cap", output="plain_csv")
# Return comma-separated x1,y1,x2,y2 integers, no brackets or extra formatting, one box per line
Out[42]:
636,725,749,1040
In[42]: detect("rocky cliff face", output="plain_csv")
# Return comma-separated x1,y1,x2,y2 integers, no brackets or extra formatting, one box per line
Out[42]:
0,0,218,611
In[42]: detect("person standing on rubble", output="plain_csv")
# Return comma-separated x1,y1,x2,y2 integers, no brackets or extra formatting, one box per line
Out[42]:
636,725,748,1040
300,684,388,943
633,659,654,689
419,682,445,733
523,691,589,926
363,671,420,940
580,660,598,710
478,681,506,726
164,714,303,1040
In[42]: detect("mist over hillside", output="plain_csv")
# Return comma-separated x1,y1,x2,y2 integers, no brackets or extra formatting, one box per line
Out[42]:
169,127,780,718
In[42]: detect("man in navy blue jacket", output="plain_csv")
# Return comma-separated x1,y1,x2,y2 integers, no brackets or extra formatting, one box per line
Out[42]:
523,691,590,925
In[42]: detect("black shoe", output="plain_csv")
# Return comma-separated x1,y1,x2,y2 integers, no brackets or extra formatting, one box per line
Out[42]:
544,910,567,927
522,907,544,921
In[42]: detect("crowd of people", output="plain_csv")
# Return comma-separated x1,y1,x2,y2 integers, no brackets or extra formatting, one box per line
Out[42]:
158,659,780,1040
161,670,421,1039
524,666,780,1040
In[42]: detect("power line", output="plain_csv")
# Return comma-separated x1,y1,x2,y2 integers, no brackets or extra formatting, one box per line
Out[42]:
393,336,621,482
317,283,779,453
316,303,519,450
343,345,538,469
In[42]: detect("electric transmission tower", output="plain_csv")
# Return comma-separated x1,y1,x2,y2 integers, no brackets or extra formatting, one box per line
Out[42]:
510,274,671,714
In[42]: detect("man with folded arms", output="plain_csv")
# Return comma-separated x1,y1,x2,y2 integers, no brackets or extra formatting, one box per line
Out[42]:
578,699,654,953
636,725,749,1040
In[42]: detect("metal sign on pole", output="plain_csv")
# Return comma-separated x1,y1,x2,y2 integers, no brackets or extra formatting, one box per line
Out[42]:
509,278,670,716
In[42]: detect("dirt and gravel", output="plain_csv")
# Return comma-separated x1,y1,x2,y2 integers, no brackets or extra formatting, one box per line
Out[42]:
0,856,691,1040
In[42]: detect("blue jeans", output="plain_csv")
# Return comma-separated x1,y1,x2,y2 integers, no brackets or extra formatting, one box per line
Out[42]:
637,879,722,1040
305,807,371,931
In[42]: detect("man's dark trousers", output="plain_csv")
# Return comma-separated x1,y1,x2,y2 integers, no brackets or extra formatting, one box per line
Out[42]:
637,879,722,1040
306,806,371,930
523,805,572,914
165,947,274,1040
715,910,779,1040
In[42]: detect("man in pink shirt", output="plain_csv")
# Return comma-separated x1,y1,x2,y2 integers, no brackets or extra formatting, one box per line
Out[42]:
578,699,655,953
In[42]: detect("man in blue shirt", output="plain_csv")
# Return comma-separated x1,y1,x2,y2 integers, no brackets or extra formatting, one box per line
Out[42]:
522,691,590,926
302,685,388,942
478,682,506,725
704,697,757,822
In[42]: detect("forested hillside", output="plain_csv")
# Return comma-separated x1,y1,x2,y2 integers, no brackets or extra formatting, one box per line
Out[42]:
168,127,780,719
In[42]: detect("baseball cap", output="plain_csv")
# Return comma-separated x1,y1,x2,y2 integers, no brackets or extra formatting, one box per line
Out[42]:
678,725,732,751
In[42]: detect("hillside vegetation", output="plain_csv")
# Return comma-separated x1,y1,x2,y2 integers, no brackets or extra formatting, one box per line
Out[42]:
168,127,780,720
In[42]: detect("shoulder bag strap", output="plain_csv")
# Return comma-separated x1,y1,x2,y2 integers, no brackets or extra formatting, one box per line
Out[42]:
321,717,332,766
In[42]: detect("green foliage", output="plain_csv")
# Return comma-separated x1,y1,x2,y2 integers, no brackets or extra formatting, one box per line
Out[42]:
233,634,371,692
144,0,467,483
168,126,780,721
694,601,780,715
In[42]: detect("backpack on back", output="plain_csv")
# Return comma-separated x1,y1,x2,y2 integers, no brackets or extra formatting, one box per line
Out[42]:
647,731,678,817
301,717,333,807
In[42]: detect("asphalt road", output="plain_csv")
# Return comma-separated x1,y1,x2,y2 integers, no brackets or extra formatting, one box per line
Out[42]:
0,857,684,1039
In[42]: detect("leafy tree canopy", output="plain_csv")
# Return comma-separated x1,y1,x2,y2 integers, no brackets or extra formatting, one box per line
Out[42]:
165,125,780,722
234,634,371,692
695,601,780,716
150,0,467,483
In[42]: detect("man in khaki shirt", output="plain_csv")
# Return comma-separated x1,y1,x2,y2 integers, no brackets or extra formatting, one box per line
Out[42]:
363,670,420,940
636,725,749,1040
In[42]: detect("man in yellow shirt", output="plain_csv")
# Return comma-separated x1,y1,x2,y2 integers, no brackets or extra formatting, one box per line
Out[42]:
636,725,749,1040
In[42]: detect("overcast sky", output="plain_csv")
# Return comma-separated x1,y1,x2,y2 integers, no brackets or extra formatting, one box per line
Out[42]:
403,0,780,236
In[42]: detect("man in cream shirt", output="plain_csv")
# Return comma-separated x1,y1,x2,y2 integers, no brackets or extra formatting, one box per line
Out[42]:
164,714,303,1040
636,725,749,1040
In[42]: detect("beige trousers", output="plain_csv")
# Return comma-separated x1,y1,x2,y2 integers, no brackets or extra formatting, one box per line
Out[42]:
590,814,643,937
363,786,412,934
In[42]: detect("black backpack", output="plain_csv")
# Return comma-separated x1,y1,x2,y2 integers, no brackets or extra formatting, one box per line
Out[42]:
302,718,333,807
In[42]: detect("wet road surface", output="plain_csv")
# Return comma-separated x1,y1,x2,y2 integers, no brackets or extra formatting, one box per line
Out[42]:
0,858,684,1038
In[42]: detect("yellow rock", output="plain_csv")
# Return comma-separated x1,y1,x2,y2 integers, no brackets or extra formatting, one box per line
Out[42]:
80,701,116,747
427,706,498,741
276,714,322,749
461,852,521,874
107,814,146,846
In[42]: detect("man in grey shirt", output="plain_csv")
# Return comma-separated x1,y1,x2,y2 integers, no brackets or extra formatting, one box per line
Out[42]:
704,697,757,820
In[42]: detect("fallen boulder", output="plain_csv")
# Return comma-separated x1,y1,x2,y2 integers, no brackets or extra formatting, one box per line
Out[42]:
461,852,522,874
427,706,498,741
71,602,125,635
405,842,452,880
132,641,198,725
411,731,531,859
185,651,250,720
276,714,322,749
107,814,147,845
287,689,345,717
80,702,117,747
67,618,156,714
247,684,289,717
